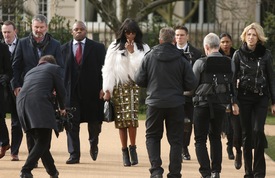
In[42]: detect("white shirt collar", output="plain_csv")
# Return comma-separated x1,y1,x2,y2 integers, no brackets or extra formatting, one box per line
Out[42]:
73,38,86,45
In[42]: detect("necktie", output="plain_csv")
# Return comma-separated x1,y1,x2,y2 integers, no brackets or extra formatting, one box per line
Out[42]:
75,42,82,64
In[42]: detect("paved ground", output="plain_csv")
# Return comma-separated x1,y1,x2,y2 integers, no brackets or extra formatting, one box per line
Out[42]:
1,119,275,178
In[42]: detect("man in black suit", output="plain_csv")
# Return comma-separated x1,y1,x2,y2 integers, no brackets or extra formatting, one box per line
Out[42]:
0,42,12,159
11,14,64,166
1,20,23,161
61,21,106,164
17,55,66,178
175,25,202,161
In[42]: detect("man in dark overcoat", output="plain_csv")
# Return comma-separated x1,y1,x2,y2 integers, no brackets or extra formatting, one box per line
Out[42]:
61,21,106,164
11,14,64,165
0,42,12,159
17,55,66,178
1,20,23,161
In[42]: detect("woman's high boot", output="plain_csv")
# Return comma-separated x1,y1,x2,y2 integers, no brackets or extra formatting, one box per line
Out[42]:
129,145,138,165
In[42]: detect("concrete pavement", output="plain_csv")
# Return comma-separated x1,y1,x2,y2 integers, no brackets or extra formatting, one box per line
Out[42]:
1,119,275,178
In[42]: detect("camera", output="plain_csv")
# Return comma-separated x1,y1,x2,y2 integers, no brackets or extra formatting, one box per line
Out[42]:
55,107,75,132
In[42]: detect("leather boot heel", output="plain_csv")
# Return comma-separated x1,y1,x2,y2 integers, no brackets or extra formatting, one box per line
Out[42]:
129,145,138,165
122,147,131,166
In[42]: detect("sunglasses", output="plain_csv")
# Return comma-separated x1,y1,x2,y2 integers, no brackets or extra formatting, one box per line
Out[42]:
125,30,136,35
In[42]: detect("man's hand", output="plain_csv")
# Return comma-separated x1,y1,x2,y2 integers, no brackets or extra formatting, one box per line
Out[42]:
232,103,239,115
59,109,66,116
14,87,21,96
271,104,275,116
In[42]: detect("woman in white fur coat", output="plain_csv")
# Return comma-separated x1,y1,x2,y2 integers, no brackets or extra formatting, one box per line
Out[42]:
102,18,150,167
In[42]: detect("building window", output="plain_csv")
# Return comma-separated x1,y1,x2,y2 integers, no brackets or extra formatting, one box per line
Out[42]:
85,0,98,22
39,0,48,17
0,0,17,21
184,0,216,24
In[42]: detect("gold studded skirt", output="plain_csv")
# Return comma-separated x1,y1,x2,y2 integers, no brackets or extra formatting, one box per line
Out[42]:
112,82,139,129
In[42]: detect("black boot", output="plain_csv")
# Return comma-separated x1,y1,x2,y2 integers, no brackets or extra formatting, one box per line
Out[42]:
227,145,234,160
234,150,242,170
122,147,131,166
129,145,138,165
182,146,191,160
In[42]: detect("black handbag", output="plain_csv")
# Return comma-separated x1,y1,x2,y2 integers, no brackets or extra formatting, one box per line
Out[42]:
103,101,115,122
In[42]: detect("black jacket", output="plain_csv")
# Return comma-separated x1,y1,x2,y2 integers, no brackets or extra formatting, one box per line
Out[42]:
192,52,236,106
135,42,198,108
233,43,275,104
61,38,106,122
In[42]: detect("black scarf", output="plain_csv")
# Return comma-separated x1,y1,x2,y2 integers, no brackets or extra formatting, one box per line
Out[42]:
29,32,51,50
239,42,266,59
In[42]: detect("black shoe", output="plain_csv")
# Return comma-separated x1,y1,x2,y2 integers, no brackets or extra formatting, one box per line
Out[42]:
122,147,131,166
90,145,98,161
151,175,163,178
66,157,79,164
227,146,234,160
211,172,220,178
234,151,242,170
50,171,59,178
129,145,138,165
182,147,191,160
201,176,211,178
20,172,33,178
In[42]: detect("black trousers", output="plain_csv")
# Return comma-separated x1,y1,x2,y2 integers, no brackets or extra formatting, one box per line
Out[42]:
223,112,242,151
21,128,57,176
230,114,242,151
183,102,193,149
193,104,225,177
146,105,184,178
10,95,23,155
238,92,268,178
0,116,9,147
66,101,102,159
0,87,9,147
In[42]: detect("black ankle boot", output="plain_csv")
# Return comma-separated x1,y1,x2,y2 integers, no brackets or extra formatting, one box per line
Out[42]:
227,146,234,160
234,150,242,170
129,145,138,165
122,147,131,166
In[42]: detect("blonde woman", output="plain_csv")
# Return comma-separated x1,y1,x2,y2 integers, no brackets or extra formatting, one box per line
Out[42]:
233,22,275,178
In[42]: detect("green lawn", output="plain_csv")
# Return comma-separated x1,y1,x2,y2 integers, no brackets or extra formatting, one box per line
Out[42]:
266,115,275,125
266,136,275,161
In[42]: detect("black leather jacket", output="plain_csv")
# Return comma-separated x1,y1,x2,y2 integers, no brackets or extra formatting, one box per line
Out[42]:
233,43,275,104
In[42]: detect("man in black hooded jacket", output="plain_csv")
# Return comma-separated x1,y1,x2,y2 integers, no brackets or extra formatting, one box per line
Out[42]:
135,27,198,178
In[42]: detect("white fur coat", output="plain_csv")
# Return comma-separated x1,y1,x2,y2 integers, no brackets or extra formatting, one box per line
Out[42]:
102,41,150,93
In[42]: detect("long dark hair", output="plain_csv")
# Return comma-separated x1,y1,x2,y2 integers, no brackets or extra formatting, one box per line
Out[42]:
115,18,144,51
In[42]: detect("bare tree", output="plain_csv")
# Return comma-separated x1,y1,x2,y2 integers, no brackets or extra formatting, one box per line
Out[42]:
87,0,197,32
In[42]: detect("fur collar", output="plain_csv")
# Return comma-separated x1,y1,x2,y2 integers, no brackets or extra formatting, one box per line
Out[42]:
240,42,266,59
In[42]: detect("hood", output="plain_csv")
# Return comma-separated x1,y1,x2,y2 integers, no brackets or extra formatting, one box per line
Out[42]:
151,42,183,62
